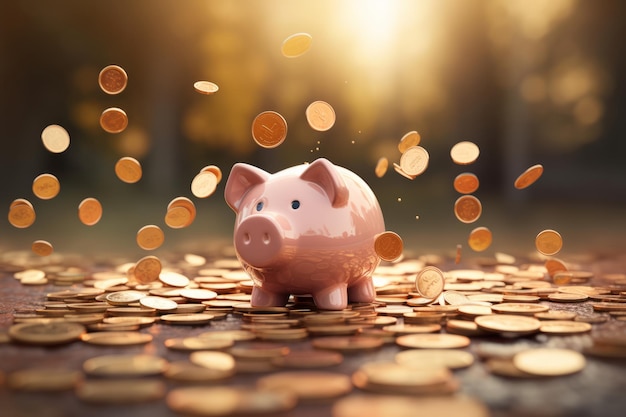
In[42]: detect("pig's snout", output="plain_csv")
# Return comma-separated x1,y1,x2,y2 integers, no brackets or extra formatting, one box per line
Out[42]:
235,215,284,268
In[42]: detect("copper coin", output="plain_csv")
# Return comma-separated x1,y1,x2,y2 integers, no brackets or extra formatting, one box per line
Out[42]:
396,334,470,349
32,173,60,199
414,266,445,300
374,157,388,178
398,131,421,154
454,195,482,223
251,111,287,148
200,165,223,183
31,240,54,257
100,107,128,134
454,172,479,194
535,229,563,256
468,226,492,252
399,146,429,176
374,231,404,262
115,157,142,183
281,32,313,58
8,201,36,228
306,101,336,131
78,197,103,226
41,124,70,153
450,141,479,165
193,80,219,94
98,65,128,95
514,164,543,189
133,256,162,284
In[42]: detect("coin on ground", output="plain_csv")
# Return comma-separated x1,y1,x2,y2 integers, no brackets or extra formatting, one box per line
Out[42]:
450,141,479,165
76,379,165,404
454,172,479,194
396,334,470,349
271,350,344,368
160,314,215,325
252,111,288,148
165,360,234,383
475,314,541,334
258,371,352,401
115,157,142,183
81,331,152,346
468,227,492,252
9,322,85,345
140,296,178,311
8,368,82,391
415,266,445,300
78,197,103,226
395,349,474,370
83,354,168,377
375,157,388,178
31,240,54,257
312,336,383,353
41,124,70,153
535,229,562,256
375,231,403,262
399,146,429,176
398,131,421,154
306,101,336,131
514,164,543,189
539,320,591,335
332,395,489,417
352,362,456,395
165,337,233,351
100,107,128,133
133,256,162,284
281,32,312,57
193,80,219,94
98,65,128,94
491,303,548,315
136,225,164,251
8,200,36,228
191,170,218,198
189,351,236,375
513,348,585,376
454,195,482,223
32,173,60,199
106,290,147,305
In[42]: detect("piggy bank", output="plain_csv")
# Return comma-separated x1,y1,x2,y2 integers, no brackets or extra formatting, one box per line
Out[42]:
224,158,385,310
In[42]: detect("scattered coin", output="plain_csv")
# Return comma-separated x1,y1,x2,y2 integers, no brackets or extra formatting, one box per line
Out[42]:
374,157,388,178
251,111,288,148
100,107,128,134
399,146,429,176
454,195,482,223
199,165,223,183
374,231,403,262
189,351,236,376
332,394,489,417
312,336,383,353
414,266,445,300
513,348,586,376
306,100,336,131
191,170,218,198
281,32,313,58
468,227,492,252
133,256,162,284
193,80,219,94
450,141,479,165
41,124,70,153
98,64,128,94
7,368,82,391
474,314,541,334
9,321,85,345
114,156,142,183
514,164,543,189
454,172,479,194
160,271,190,287
83,354,168,377
76,379,165,404
393,162,415,180
81,331,153,346
271,350,344,368
139,296,178,312
31,240,53,257
352,361,456,395
136,225,164,250
395,349,474,370
32,173,60,199
8,199,36,228
78,197,103,226
180,288,218,301
491,303,548,315
165,197,196,228
106,290,147,305
535,229,563,256
165,337,234,351
539,320,591,335
160,314,215,325
398,131,421,154
396,333,471,349
258,371,352,401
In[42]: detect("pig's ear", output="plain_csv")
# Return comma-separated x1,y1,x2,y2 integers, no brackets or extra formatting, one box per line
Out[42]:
300,158,349,208
224,163,270,212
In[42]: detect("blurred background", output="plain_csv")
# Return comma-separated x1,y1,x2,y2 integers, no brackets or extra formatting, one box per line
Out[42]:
0,0,625,259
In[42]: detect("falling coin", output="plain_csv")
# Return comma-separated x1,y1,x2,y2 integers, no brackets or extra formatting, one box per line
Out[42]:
200,165,222,183
41,124,70,153
165,197,196,228
32,173,60,199
78,197,102,226
414,266,445,300
514,164,543,189
8,200,36,228
100,107,128,134
399,146,429,176
281,32,313,58
450,141,479,165
306,101,336,131
513,348,586,376
453,172,479,194
374,157,388,178
191,170,218,198
31,240,53,257
374,231,403,262
98,65,128,94
115,157,142,183
398,131,421,154
193,80,219,95
468,227,492,252
535,229,563,256
133,256,162,284
251,111,288,148
454,195,482,223
136,225,164,250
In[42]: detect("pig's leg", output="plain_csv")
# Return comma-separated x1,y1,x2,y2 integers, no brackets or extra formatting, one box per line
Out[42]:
251,286,289,307
348,278,376,303
313,283,348,310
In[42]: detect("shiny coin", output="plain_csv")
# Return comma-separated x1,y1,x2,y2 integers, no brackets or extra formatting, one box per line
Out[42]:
136,225,164,251
200,165,223,183
251,111,288,148
353,362,455,395
306,100,336,131
513,348,585,376
545,258,568,278
281,32,313,58
450,141,479,165
535,310,577,320
548,292,588,302
164,360,234,383
312,336,383,353
100,107,128,133
399,146,429,176
199,330,256,342
393,162,415,180
271,350,344,368
31,240,54,257
189,351,236,375
76,379,165,404
98,65,128,94
160,271,190,287
468,226,492,252
258,371,352,401
114,156,142,183
374,157,388,178
133,256,162,284
106,290,147,305
78,197,102,226
398,130,421,154
395,349,474,370
7,368,82,391
535,229,563,256
180,288,218,301
229,342,290,359
83,354,168,377
374,231,403,262
454,172,479,194
41,124,70,153
165,337,234,351
9,321,85,345
8,200,36,228
191,170,218,198
514,164,543,189
454,195,482,223
332,395,489,417
475,314,541,334
539,320,591,335
396,333,470,349
383,324,441,335
160,313,215,325
140,296,178,311
491,303,548,315
166,196,196,228
32,173,60,199
414,266,445,300
81,331,152,346
193,80,219,94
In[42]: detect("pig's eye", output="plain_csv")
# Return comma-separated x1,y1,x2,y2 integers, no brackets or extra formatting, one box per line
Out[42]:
256,202,264,211
291,200,300,210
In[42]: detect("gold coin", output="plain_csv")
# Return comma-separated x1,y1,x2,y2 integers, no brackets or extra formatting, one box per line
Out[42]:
474,314,541,334
414,266,445,300
305,100,336,131
398,131,421,154
251,111,288,148
78,197,102,226
8,200,36,228
396,333,470,349
100,107,128,134
514,164,543,189
41,124,70,153
193,80,219,94
165,337,234,351
83,354,168,377
374,231,403,262
98,65,128,95
133,255,162,284
513,348,585,376
454,172,479,194
395,349,474,370
139,296,178,311
374,157,388,178
450,141,480,165
32,173,60,199
535,229,563,256
191,170,218,198
76,379,165,404
31,240,54,257
468,227,492,252
8,368,82,391
81,331,153,346
114,156,142,183
454,195,482,223
539,320,591,335
399,146,429,176
9,321,85,345
166,196,196,228
281,32,313,58
271,350,344,368
258,371,352,401
332,395,489,417
136,225,164,250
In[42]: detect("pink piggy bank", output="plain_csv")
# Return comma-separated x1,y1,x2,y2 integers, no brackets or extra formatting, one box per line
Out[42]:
224,158,385,310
